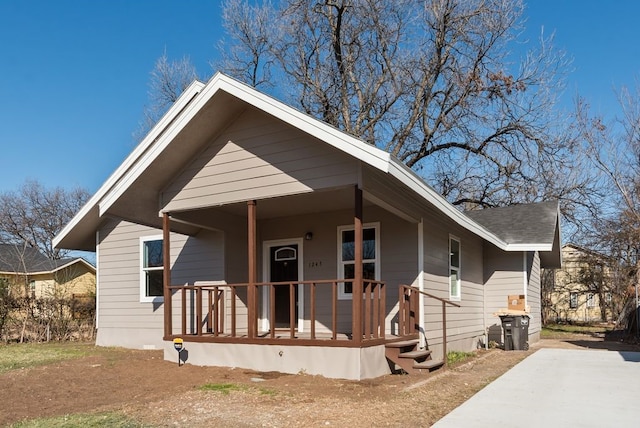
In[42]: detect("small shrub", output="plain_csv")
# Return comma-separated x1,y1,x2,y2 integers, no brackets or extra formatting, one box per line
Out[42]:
198,383,245,395
447,350,475,366
259,387,277,396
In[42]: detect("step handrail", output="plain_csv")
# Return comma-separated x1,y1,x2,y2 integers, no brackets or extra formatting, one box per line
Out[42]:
399,284,460,366
401,285,461,308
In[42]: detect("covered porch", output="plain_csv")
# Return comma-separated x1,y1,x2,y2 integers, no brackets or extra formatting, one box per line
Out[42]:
161,185,408,348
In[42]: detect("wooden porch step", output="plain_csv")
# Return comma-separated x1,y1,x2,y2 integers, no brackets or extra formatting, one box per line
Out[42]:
384,338,444,375
399,349,432,360
385,339,419,348
414,359,444,370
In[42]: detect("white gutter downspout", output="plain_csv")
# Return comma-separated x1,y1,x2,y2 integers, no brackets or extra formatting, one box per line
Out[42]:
523,252,528,305
95,230,100,330
483,244,487,350
418,218,425,348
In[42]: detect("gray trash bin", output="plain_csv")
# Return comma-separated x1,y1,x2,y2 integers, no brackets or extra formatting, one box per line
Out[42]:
500,315,529,351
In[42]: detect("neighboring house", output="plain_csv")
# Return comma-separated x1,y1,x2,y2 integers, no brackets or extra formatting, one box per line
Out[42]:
0,243,95,299
53,73,561,380
545,243,613,323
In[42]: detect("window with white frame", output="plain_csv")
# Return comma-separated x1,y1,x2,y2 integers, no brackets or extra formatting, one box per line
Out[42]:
587,293,595,308
449,236,461,300
140,235,164,302
338,224,379,299
569,292,578,309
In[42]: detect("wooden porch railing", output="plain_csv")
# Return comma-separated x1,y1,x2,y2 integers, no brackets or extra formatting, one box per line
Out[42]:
166,279,386,346
399,284,461,365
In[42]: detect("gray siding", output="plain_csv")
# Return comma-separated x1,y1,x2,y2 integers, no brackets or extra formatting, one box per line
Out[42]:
96,218,224,349
483,246,523,324
363,166,488,355
421,209,485,357
527,251,541,339
483,245,542,345
257,206,418,334
161,107,358,212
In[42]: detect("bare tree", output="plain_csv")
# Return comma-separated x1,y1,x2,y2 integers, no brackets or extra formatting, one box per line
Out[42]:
216,0,278,88
576,85,640,332
0,180,89,260
0,277,15,341
217,0,593,213
135,50,199,140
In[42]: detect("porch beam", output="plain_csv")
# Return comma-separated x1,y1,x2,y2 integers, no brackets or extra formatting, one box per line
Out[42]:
247,200,257,338
163,212,172,337
352,186,363,344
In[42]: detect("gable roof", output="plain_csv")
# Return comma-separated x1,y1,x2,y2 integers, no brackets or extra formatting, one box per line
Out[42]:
53,72,560,259
562,243,611,262
466,201,562,267
465,201,559,247
0,244,95,275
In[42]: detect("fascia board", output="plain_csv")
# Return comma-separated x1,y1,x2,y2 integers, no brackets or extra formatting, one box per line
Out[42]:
97,81,207,216
216,75,392,172
0,259,95,276
388,159,560,253
505,244,553,252
1,269,50,275
53,194,99,249
100,73,391,217
51,258,96,274
387,158,510,250
53,80,206,249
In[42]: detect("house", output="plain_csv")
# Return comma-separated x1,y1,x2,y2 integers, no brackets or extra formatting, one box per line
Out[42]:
53,73,561,380
544,243,613,323
0,243,95,300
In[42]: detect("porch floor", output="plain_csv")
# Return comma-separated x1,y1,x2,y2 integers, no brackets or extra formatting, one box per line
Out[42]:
168,330,416,348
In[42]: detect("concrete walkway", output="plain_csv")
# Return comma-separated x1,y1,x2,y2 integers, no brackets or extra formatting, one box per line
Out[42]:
433,348,640,427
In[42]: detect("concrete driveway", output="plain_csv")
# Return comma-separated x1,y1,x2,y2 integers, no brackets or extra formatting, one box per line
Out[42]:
433,347,640,427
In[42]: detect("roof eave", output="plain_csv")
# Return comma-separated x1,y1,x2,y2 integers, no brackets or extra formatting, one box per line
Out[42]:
53,80,207,250
98,73,392,219
387,158,510,250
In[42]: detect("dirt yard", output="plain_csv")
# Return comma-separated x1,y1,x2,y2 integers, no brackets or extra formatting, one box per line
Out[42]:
2,332,639,427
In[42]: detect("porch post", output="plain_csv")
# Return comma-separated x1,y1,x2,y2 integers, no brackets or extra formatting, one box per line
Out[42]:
352,186,363,343
247,200,257,338
162,212,172,338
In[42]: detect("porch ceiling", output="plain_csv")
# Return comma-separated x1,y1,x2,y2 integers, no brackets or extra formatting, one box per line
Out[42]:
221,187,367,218
170,186,376,231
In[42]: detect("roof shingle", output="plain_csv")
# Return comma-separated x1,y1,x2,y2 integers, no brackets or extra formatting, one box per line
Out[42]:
465,200,559,246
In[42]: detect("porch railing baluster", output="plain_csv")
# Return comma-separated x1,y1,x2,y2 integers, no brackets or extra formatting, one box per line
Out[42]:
372,282,379,339
310,282,316,340
196,288,202,336
289,282,295,339
168,279,388,345
218,288,224,336
207,289,213,334
364,280,371,339
231,286,236,337
181,288,187,336
380,282,386,339
212,287,218,336
332,281,338,340
270,284,276,339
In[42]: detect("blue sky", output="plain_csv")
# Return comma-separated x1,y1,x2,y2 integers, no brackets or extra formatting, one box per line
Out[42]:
1,0,639,195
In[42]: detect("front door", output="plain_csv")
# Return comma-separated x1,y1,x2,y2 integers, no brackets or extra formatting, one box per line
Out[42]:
270,244,299,328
